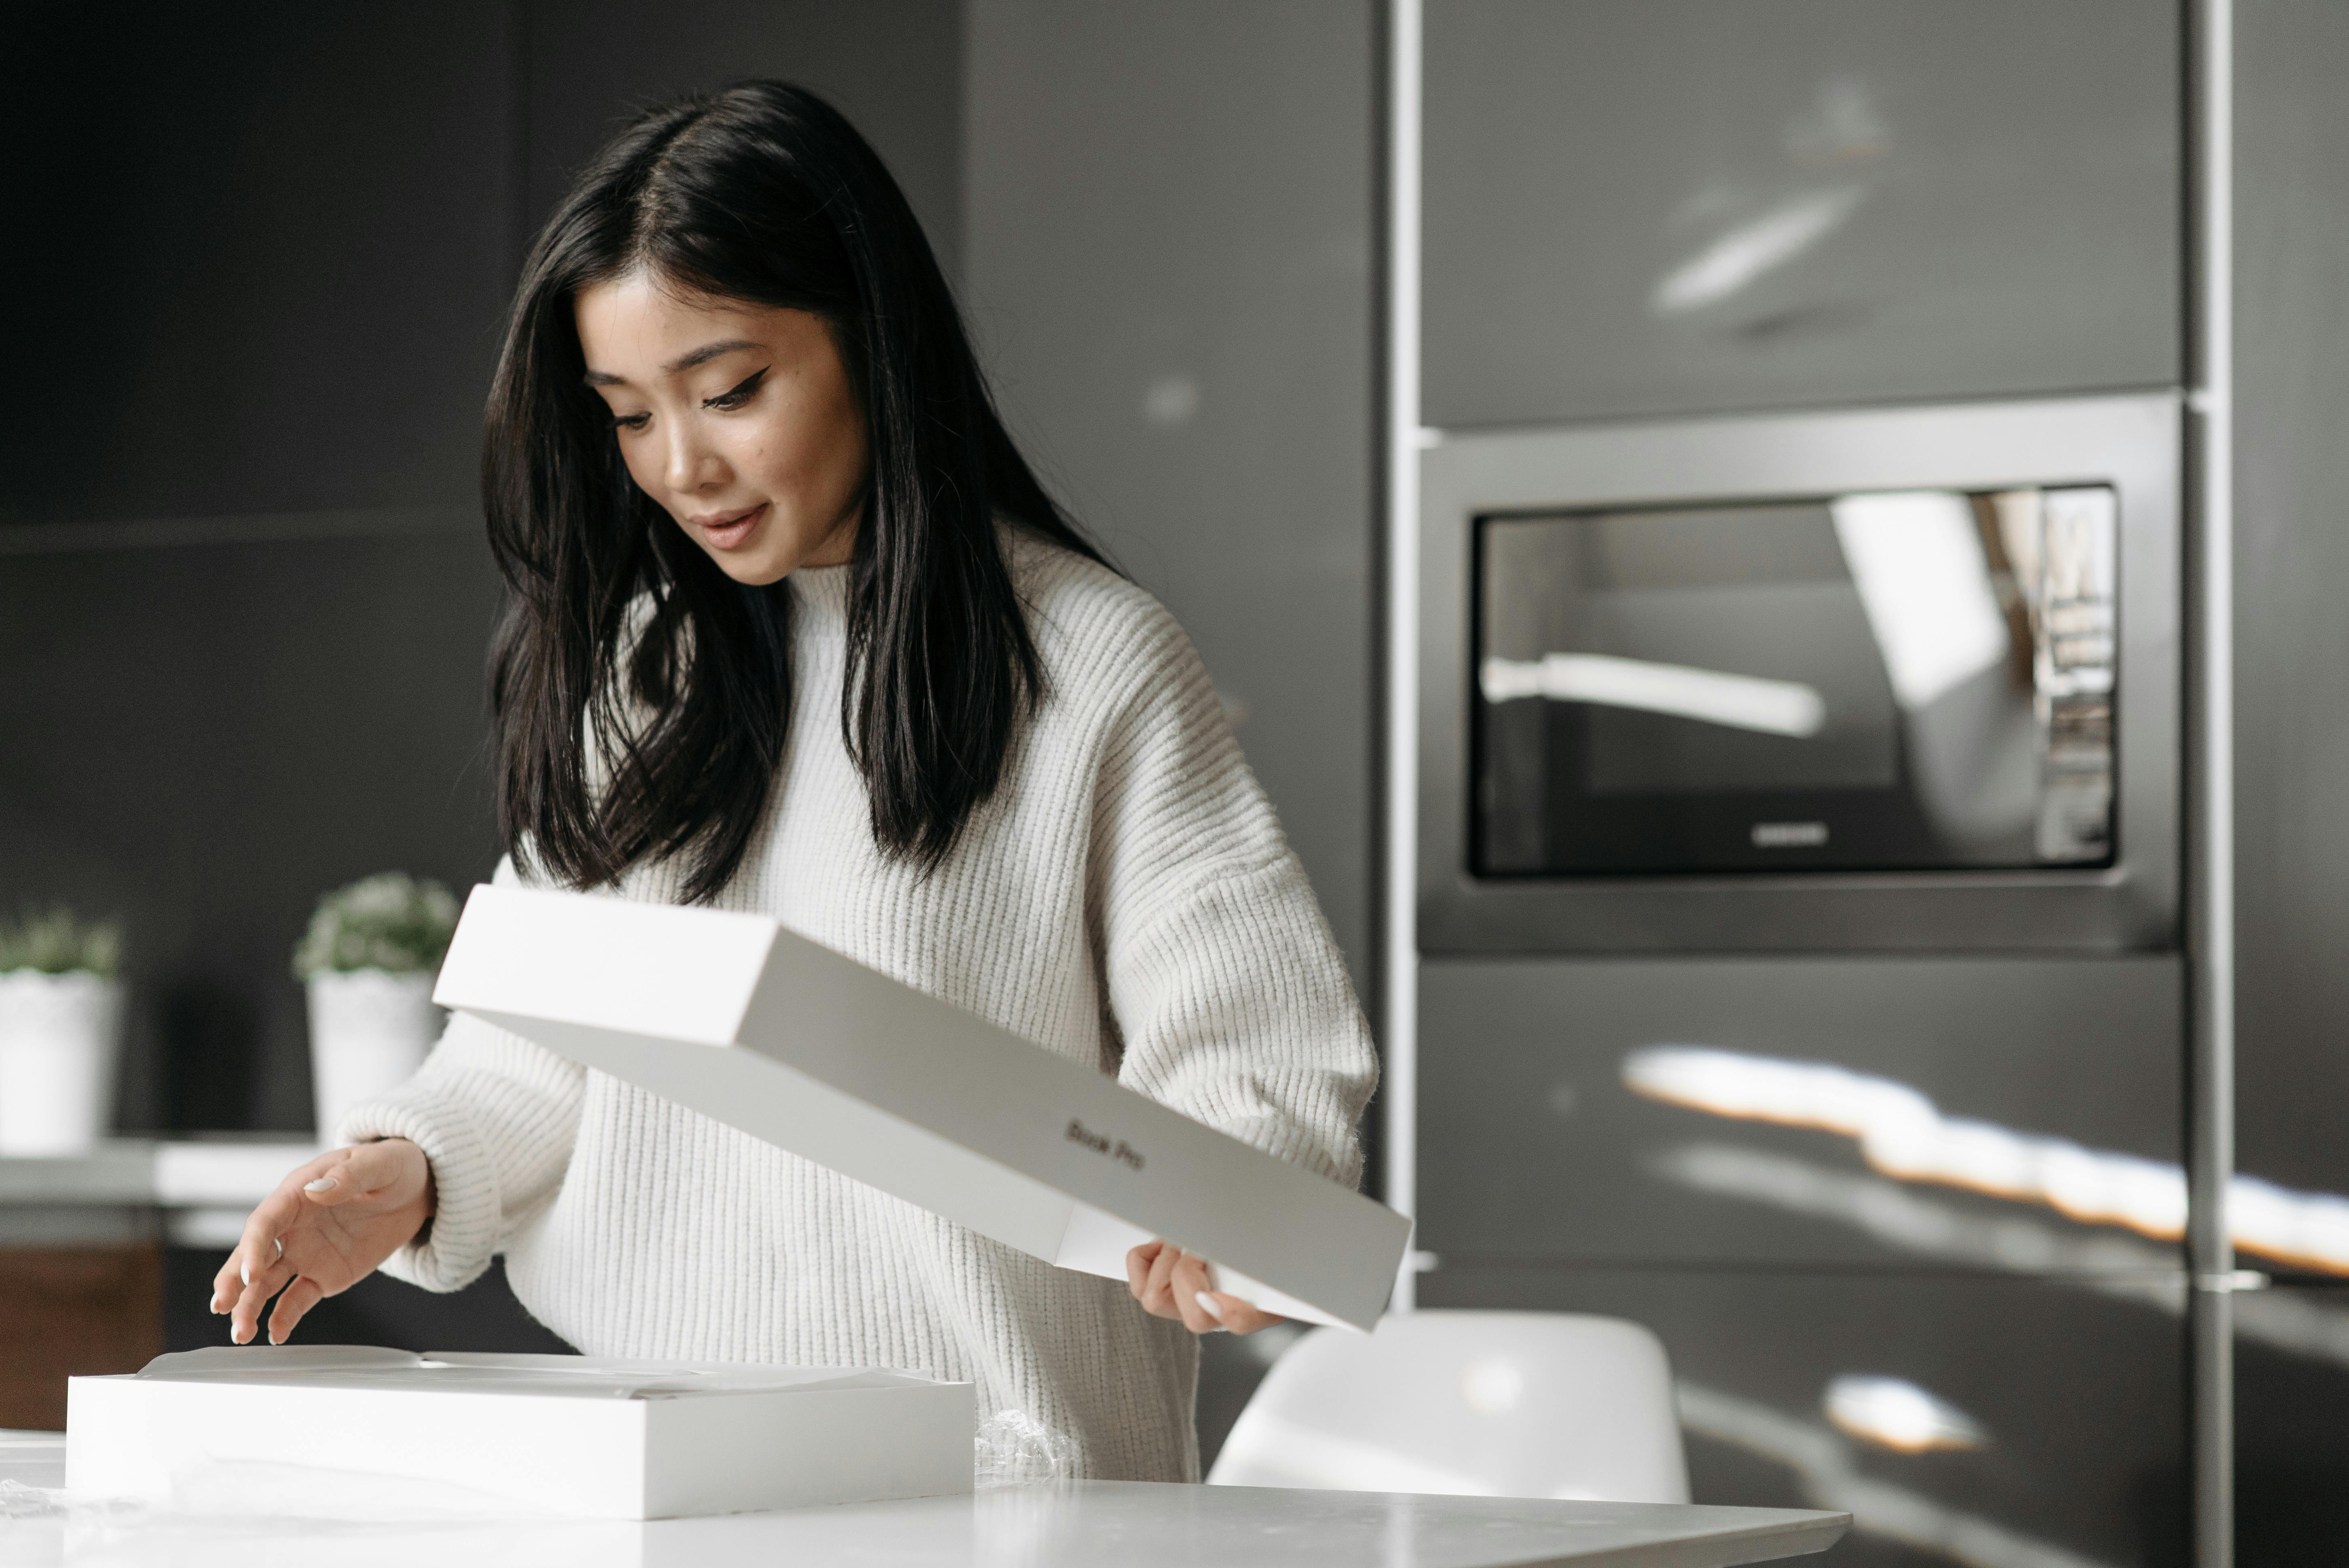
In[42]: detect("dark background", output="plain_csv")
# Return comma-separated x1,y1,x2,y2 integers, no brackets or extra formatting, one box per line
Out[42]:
0,0,971,1138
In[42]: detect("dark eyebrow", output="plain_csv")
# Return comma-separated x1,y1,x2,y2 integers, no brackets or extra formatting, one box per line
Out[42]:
581,338,763,389
667,337,761,374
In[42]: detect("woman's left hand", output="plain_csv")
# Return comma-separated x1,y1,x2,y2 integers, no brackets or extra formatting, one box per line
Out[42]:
1125,1240,1285,1335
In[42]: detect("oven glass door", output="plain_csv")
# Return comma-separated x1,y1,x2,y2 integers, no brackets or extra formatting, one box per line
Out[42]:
1474,486,2116,875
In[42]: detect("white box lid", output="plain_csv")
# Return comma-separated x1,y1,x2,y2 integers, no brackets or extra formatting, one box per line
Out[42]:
435,884,1408,1329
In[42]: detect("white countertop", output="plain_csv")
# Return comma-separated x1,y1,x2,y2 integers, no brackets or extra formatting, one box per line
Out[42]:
0,1433,1844,1567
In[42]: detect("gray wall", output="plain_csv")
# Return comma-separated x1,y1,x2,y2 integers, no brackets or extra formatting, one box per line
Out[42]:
522,0,963,277
3,4,524,1131
962,0,1379,996
0,2,967,1136
4,5,516,527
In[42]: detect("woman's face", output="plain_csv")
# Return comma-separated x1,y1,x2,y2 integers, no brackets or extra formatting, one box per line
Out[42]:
575,271,868,586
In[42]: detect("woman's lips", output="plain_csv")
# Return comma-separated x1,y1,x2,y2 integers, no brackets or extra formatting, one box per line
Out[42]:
693,502,767,550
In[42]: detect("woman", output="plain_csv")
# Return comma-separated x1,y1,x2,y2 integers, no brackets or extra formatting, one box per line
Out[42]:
213,81,1374,1483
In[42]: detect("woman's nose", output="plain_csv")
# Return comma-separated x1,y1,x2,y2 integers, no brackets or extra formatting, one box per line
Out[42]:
663,420,727,493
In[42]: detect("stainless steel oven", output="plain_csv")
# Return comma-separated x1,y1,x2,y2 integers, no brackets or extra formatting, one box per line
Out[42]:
1417,393,2180,952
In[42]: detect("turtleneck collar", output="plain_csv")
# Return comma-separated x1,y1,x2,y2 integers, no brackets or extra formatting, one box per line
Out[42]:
787,562,851,636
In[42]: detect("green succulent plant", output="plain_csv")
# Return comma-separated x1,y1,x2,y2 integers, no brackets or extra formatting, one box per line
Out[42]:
0,909,122,978
293,873,461,981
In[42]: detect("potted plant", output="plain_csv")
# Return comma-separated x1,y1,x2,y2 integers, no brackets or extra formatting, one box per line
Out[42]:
0,910,125,1157
295,873,460,1139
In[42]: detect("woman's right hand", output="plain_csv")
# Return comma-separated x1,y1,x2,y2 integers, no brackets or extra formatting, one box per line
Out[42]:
209,1138,435,1346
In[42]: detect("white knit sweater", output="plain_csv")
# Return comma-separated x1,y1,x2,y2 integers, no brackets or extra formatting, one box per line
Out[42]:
342,528,1377,1483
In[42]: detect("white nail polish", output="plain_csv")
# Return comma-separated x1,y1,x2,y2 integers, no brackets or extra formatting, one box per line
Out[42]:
239,1262,250,1287
1195,1291,1228,1326
304,1177,337,1192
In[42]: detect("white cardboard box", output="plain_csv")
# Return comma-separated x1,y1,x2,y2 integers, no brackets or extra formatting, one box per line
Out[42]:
67,1346,973,1519
436,884,1410,1330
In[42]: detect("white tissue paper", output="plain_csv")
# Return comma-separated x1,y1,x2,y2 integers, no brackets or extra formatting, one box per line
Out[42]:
67,1346,973,1519
434,883,1411,1330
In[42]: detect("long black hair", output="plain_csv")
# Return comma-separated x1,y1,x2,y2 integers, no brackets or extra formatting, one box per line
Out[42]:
483,82,1102,901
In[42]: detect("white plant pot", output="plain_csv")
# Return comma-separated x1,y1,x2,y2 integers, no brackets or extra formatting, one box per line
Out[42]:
307,969,440,1139
0,970,124,1157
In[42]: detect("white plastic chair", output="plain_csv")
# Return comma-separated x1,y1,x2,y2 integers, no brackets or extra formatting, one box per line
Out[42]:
1206,1310,1690,1503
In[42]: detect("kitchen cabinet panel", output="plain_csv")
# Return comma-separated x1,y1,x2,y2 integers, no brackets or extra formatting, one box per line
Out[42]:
1418,955,2183,1269
1422,0,2181,428
0,1245,162,1431
2235,1282,2349,1566
1421,1264,2188,1568
2233,0,2349,1207
2205,8,2349,1555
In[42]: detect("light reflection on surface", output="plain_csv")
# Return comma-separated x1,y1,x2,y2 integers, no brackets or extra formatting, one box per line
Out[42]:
1655,1142,2184,1300
1679,1382,2114,1568
1649,186,1867,316
1648,78,1887,320
1480,653,1827,737
1830,492,2012,711
1458,1359,1524,1416
1624,1045,2349,1275
1823,1376,1985,1454
1652,1141,2349,1371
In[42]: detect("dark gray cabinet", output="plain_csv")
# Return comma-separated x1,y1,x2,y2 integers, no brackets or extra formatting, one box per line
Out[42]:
2229,18,2349,1559
1418,955,2183,1269
2233,0,2349,1215
2236,1283,2349,1566
1422,1265,2188,1568
1421,0,2182,429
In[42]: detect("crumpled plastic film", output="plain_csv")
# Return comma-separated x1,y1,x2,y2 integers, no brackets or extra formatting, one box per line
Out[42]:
973,1407,1079,1489
0,1478,69,1519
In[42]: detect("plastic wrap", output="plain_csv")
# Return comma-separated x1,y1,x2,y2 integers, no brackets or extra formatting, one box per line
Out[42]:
972,1408,1078,1489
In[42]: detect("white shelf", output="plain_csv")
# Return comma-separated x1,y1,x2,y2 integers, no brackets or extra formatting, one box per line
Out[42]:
0,1139,320,1210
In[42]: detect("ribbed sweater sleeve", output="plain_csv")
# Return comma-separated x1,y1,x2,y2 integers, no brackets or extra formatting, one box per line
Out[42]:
337,855,588,1293
1087,597,1376,1188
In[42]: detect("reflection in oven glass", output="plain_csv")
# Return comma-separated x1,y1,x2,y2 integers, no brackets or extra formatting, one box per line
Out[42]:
1474,485,2116,875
